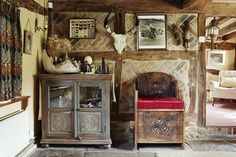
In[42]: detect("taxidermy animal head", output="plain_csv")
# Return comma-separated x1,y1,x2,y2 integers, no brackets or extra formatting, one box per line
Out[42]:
104,12,139,54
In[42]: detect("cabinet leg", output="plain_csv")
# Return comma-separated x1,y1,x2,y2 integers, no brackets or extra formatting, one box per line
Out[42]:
99,144,111,149
41,144,49,148
181,143,185,150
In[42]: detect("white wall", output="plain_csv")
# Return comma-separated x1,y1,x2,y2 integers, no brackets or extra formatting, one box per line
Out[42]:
21,0,46,139
0,111,30,157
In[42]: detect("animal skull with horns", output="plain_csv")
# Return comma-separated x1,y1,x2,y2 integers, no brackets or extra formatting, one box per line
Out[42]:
104,12,139,54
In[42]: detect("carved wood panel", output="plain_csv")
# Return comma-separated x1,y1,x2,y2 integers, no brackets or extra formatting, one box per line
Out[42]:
49,111,73,134
137,111,183,143
79,112,102,134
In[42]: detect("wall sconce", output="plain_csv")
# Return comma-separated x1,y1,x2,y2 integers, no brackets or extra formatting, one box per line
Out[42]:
184,21,191,51
34,18,47,33
207,17,219,50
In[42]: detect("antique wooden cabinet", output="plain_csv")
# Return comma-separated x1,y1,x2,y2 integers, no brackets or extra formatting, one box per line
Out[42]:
39,74,112,147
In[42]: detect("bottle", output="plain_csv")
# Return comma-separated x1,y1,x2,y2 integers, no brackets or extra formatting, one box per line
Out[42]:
59,96,63,107
101,57,106,74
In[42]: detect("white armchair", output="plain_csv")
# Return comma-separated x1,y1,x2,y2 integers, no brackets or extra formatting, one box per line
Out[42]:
210,70,236,106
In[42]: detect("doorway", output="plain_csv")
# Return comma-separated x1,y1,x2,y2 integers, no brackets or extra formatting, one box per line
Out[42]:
205,17,236,127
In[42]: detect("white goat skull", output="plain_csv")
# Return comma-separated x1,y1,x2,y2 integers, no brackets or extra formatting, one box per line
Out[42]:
104,12,138,54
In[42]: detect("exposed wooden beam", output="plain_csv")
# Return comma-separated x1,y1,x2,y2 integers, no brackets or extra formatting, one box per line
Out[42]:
205,42,235,50
49,0,209,13
221,31,236,41
219,22,236,36
7,0,46,15
205,17,231,30
212,0,236,3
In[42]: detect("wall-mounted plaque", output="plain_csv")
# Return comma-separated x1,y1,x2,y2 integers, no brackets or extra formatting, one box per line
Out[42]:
69,19,96,39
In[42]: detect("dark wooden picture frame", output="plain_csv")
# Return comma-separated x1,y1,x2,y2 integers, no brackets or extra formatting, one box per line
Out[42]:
23,30,33,55
137,14,167,49
69,18,96,39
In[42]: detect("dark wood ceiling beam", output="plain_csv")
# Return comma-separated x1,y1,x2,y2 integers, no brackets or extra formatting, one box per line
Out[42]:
7,0,45,15
219,22,236,35
205,42,235,50
205,17,231,30
49,0,209,13
222,31,236,40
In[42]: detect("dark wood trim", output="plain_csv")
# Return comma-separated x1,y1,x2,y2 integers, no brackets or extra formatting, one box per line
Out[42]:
68,50,197,61
219,22,236,36
222,31,236,41
7,0,46,15
205,42,236,50
114,12,125,34
197,13,206,126
49,0,236,16
111,113,133,121
0,96,30,110
49,0,208,13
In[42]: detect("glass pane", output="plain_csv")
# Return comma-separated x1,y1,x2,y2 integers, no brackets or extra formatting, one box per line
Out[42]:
80,86,103,108
49,86,73,108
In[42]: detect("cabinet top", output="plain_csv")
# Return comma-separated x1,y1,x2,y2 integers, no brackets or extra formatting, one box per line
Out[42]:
38,74,112,81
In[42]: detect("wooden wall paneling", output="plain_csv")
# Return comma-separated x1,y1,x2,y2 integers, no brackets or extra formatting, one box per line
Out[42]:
167,14,198,51
197,13,206,126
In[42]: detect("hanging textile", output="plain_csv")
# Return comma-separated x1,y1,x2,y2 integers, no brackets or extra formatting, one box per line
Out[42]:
0,1,22,101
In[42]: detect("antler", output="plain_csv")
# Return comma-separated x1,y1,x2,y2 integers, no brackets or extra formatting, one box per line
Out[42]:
104,11,113,34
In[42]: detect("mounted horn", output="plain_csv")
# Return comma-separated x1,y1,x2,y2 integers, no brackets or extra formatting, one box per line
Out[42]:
104,11,139,54
104,11,112,34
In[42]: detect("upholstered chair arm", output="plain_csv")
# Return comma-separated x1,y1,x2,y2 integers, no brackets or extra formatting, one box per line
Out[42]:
210,80,219,90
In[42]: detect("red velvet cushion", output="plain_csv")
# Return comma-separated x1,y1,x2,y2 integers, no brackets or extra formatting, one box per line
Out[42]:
138,97,184,109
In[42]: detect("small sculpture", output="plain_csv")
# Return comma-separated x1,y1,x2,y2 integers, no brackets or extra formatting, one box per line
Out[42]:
83,56,95,74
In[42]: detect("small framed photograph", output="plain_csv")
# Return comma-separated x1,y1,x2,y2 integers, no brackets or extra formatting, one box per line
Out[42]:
69,18,96,39
138,14,166,49
208,50,225,66
23,30,33,55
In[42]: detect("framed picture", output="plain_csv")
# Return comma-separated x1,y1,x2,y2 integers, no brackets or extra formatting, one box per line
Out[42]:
69,18,96,39
138,14,166,49
207,50,225,66
23,30,33,55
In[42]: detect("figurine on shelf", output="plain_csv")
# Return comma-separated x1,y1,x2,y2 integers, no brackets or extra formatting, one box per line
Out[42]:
83,56,95,74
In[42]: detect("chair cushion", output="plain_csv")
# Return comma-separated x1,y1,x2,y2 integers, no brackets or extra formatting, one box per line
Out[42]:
220,77,236,88
137,97,184,109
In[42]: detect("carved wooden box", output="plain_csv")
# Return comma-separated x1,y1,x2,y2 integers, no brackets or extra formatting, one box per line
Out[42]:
137,111,184,143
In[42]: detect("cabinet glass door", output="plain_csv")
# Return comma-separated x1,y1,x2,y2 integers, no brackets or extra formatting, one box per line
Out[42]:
77,84,104,136
47,83,75,138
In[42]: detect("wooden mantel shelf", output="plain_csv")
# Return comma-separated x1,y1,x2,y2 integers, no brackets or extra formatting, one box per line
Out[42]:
0,96,30,111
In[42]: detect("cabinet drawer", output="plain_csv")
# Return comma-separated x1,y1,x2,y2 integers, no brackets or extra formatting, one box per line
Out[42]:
137,111,183,143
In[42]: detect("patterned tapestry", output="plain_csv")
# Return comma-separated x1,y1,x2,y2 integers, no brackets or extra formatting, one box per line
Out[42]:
0,1,22,101
120,59,190,113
